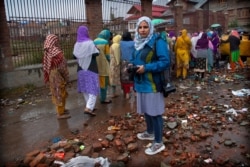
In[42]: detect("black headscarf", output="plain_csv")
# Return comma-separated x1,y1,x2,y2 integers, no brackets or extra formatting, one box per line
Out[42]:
122,31,133,41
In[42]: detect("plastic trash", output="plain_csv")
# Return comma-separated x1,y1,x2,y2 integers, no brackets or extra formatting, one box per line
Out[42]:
54,160,65,165
62,156,110,167
233,74,245,79
232,89,250,97
225,108,238,117
52,137,61,143
54,152,65,159
181,120,188,129
79,145,85,150
204,158,213,163
126,112,132,118
196,86,201,91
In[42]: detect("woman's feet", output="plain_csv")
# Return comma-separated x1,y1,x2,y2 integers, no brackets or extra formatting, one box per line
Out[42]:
57,113,71,119
100,100,112,104
111,94,119,98
84,108,96,116
125,93,130,100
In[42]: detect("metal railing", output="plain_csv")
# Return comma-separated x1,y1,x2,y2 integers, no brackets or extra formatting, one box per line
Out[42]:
5,0,138,68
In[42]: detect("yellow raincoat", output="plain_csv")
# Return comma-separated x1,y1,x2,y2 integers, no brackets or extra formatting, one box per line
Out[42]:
175,29,192,79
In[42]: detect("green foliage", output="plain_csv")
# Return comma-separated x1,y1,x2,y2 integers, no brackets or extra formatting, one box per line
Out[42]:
228,19,238,28
0,84,36,99
11,38,75,67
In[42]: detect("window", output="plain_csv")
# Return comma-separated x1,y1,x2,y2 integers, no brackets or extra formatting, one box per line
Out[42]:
183,18,190,24
129,22,136,30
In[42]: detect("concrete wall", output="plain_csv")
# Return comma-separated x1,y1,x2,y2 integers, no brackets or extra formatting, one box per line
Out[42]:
0,60,78,89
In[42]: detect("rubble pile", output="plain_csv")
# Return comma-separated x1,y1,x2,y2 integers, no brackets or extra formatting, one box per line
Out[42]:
1,69,250,167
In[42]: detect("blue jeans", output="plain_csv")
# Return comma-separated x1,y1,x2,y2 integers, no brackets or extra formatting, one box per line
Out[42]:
144,113,163,143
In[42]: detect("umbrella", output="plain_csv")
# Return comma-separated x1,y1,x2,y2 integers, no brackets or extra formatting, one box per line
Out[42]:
152,19,166,26
211,23,221,28
235,27,247,33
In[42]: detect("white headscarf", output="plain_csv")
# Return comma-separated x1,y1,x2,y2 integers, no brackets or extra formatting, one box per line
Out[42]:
191,32,203,58
134,16,154,50
73,41,99,70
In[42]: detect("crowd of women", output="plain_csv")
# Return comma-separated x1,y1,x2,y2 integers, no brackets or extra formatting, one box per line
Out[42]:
41,16,244,156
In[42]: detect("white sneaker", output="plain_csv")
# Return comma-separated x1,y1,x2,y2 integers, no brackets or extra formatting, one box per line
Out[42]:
145,143,165,155
137,131,154,140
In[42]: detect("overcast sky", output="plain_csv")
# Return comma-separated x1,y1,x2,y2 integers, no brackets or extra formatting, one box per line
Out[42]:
4,0,169,21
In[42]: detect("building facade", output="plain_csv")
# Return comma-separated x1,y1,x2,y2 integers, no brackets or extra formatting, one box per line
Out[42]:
156,0,250,34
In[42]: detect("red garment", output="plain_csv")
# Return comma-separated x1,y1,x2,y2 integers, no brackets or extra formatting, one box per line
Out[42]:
43,34,64,83
121,83,134,94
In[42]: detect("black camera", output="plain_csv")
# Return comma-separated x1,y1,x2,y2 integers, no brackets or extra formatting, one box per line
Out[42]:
162,82,176,97
127,65,139,73
127,65,139,81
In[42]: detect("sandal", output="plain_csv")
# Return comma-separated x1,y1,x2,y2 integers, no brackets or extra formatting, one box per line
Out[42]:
101,100,112,104
111,94,119,98
84,111,96,116
84,108,96,116
57,113,71,119
64,109,70,114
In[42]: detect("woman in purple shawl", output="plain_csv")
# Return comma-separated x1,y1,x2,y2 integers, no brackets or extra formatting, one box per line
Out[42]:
211,32,220,68
73,26,100,116
194,32,209,80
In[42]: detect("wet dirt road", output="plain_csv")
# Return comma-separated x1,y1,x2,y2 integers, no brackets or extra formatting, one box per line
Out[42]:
0,68,250,166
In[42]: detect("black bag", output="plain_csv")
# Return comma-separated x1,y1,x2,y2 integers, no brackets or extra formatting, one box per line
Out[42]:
161,69,176,97
162,82,176,97
153,36,176,97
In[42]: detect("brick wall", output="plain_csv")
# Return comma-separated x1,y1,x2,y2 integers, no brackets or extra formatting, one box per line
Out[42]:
141,0,152,18
85,0,103,39
0,0,13,72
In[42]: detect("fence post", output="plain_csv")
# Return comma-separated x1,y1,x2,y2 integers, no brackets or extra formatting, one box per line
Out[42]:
197,8,204,32
141,0,153,18
85,0,103,39
0,0,13,72
174,2,183,34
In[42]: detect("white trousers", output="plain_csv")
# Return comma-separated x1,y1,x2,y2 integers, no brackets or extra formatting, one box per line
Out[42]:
83,93,97,111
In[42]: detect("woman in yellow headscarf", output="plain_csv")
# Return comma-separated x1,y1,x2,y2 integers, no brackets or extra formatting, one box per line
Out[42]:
175,29,192,79
109,34,122,97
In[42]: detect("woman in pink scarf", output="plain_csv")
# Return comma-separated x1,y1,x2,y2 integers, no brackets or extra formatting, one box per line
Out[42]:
221,30,244,72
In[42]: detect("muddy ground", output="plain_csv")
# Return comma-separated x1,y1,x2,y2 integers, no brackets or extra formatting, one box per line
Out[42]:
0,67,249,167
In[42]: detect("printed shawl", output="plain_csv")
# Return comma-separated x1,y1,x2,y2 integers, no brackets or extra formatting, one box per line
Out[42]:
43,34,63,83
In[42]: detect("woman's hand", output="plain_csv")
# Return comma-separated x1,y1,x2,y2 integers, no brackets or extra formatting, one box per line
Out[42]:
137,65,144,74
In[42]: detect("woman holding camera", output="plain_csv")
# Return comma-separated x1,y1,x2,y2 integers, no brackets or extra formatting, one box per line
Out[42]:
130,16,170,155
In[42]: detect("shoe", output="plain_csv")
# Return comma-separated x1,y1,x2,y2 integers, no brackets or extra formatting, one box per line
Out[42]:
57,113,71,119
101,100,112,104
137,131,154,140
64,109,70,114
145,143,165,155
84,111,96,116
111,94,119,98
